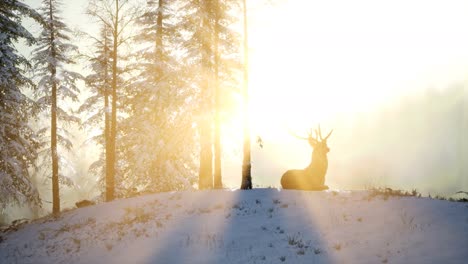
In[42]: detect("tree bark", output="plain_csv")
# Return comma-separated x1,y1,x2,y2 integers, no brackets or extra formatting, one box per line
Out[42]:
107,0,119,201
49,0,60,214
241,0,252,189
104,24,112,202
213,0,222,189
198,0,214,189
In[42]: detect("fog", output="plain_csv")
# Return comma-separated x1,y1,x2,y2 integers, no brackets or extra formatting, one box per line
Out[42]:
248,84,467,196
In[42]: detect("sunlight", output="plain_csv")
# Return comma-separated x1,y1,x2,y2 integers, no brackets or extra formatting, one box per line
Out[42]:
123,190,242,263
247,0,468,141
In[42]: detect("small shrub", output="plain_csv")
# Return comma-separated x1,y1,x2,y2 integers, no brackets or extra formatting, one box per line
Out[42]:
105,243,113,251
288,234,302,246
297,249,305,255
314,248,322,254
368,187,422,200
333,243,341,251
59,223,71,233
72,238,81,247
198,208,211,214
279,256,286,262
232,203,243,210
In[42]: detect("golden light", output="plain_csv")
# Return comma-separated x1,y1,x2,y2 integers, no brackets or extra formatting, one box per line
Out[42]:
220,0,468,188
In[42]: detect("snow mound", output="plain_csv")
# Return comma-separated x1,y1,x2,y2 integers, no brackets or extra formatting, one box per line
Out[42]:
1,189,467,264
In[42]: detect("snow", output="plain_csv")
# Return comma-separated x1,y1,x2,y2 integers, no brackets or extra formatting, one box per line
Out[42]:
0,189,467,264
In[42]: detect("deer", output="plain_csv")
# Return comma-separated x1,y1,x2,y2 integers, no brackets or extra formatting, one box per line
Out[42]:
281,126,332,190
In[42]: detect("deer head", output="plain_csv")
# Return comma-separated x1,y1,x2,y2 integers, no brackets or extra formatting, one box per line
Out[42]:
281,125,333,190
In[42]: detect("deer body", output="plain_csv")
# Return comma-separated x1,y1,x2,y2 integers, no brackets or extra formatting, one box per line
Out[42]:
281,127,332,190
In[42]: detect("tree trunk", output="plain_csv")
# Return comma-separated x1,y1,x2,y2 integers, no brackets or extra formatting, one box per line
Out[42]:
104,25,112,202
49,0,60,213
198,0,214,189
213,0,222,189
107,0,119,201
241,0,252,189
199,118,213,189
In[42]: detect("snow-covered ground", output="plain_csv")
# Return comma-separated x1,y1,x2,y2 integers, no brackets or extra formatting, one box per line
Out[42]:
0,189,467,264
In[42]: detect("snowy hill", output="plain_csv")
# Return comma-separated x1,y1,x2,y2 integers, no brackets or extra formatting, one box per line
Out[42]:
0,189,467,264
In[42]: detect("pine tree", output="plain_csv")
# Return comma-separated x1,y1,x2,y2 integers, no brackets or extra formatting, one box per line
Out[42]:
118,0,198,193
179,0,241,190
31,0,82,214
213,0,241,189
79,24,112,193
86,0,138,200
0,0,42,209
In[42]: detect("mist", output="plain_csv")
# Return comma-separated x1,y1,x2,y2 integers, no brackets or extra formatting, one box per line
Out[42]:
250,83,467,196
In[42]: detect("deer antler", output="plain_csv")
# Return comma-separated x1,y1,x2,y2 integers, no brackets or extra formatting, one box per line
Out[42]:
317,125,323,141
308,128,318,143
289,129,309,141
316,125,333,141
289,127,330,143
324,129,333,140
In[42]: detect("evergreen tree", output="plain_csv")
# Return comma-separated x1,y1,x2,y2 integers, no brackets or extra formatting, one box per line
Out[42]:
119,0,198,193
79,24,112,194
179,0,241,189
31,0,82,214
0,0,42,209
86,0,138,200
213,0,241,189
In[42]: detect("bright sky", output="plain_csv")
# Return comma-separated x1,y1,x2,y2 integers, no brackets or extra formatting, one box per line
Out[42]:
248,0,468,139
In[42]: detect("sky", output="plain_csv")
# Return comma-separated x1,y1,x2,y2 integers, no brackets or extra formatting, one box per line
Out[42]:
21,0,468,195
249,0,468,130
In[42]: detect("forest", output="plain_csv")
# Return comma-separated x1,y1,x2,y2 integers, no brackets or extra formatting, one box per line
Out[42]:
1,0,251,222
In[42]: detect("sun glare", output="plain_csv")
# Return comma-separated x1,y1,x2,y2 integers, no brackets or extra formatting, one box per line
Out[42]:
246,0,468,141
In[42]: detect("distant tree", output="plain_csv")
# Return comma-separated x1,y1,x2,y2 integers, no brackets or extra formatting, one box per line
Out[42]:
86,0,137,201
31,0,82,214
0,0,42,209
79,23,112,193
